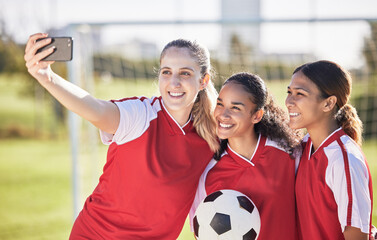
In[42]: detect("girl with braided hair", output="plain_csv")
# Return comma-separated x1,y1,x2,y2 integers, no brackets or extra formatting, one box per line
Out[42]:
286,60,373,240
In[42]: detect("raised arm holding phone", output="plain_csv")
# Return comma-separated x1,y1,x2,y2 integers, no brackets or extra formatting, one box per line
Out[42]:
25,32,220,239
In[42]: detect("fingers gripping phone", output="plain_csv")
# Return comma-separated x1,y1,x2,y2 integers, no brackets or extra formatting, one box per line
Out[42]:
36,37,73,61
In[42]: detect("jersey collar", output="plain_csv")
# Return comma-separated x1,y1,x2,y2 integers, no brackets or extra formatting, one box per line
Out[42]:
306,127,344,159
226,134,266,167
159,98,193,135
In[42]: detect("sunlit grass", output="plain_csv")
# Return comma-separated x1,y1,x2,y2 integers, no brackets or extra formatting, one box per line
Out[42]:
0,138,72,239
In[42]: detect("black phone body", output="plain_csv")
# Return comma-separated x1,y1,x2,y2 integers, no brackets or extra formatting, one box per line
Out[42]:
36,37,73,61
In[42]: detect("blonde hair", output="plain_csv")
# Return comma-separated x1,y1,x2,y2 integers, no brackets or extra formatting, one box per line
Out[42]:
160,39,220,152
192,80,219,152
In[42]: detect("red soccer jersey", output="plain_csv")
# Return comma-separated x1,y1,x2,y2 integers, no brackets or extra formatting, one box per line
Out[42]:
69,96,213,240
295,128,373,239
190,135,297,240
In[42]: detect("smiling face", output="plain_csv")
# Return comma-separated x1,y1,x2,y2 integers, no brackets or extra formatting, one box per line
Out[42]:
285,71,328,131
158,47,204,122
214,82,260,141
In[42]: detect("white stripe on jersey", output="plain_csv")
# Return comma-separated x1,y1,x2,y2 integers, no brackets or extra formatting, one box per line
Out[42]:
324,134,371,233
189,158,217,231
100,97,159,145
265,137,286,152
188,136,292,232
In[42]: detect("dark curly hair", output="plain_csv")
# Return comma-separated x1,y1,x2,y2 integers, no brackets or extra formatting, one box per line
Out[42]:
214,72,301,160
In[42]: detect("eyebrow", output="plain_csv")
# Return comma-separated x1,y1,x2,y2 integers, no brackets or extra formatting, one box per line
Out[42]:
160,66,195,71
217,97,245,106
287,86,310,93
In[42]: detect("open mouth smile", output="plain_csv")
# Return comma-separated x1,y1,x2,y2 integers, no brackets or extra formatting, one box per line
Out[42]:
219,122,233,128
289,112,300,117
169,92,185,97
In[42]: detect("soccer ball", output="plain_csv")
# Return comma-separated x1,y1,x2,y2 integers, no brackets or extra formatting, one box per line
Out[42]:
193,189,261,240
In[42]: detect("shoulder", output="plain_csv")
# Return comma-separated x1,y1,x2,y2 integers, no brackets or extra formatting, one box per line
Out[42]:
111,96,162,121
339,135,369,174
301,133,310,145
324,135,368,175
339,134,365,161
112,96,161,110
265,137,291,155
100,96,161,145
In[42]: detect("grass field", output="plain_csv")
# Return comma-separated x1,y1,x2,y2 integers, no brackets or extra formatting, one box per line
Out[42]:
0,74,375,239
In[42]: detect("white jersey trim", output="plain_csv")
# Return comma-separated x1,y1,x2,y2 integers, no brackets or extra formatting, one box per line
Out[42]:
160,99,190,135
265,137,286,152
324,134,371,233
310,127,342,157
227,134,261,166
188,136,293,232
100,97,160,145
189,159,217,231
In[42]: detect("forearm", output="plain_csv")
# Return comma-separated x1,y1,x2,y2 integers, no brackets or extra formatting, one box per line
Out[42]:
40,72,119,133
25,33,120,134
43,72,98,119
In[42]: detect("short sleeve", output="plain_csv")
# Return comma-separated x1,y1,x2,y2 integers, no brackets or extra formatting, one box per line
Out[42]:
100,97,158,145
325,142,372,234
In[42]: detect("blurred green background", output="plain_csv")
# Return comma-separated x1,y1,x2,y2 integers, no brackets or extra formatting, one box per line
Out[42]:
1,19,377,238
0,71,375,239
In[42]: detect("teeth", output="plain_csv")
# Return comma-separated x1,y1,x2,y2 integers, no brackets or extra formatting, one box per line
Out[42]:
220,122,232,128
289,113,299,117
170,92,184,97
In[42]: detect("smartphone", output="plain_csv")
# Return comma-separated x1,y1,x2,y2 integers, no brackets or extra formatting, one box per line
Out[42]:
36,37,73,61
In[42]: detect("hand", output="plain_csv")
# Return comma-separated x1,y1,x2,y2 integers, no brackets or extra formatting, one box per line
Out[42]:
24,33,55,84
371,225,377,240
343,226,368,240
